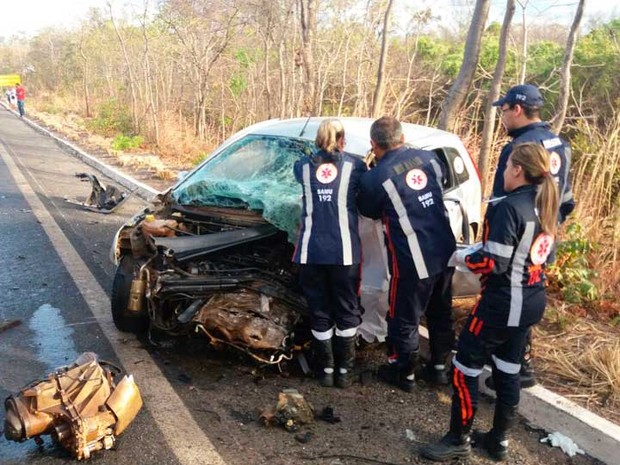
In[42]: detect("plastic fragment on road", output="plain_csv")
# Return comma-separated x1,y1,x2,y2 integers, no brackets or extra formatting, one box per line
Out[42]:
4,352,143,460
540,431,585,457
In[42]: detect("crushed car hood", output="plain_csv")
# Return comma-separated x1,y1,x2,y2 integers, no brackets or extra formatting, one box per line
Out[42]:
153,223,279,262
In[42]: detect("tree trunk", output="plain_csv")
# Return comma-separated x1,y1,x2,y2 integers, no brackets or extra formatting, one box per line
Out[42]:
109,2,139,134
438,0,491,131
517,1,528,83
371,0,394,118
78,32,92,118
478,0,516,194
299,0,318,115
550,0,585,134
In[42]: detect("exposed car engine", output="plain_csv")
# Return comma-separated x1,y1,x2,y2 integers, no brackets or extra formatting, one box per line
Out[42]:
112,196,307,364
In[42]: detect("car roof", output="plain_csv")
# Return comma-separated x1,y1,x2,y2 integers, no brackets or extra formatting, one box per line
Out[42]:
246,117,463,157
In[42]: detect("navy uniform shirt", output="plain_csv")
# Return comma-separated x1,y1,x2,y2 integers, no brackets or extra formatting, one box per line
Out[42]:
492,121,575,223
358,146,456,279
466,185,552,327
292,149,367,265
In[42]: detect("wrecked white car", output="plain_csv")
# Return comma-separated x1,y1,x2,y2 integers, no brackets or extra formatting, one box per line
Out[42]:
110,117,481,364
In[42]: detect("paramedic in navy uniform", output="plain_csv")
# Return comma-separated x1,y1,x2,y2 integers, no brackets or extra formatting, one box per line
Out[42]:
358,116,456,392
488,84,575,390
420,143,560,462
292,118,367,389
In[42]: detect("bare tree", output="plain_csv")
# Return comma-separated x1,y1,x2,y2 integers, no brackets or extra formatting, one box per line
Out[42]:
550,0,586,134
78,28,92,118
161,0,240,140
438,0,491,131
478,0,516,193
108,1,139,133
299,0,318,115
371,0,394,118
516,0,529,83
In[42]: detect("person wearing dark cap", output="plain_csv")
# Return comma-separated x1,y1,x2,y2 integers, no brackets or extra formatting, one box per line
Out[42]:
487,83,575,390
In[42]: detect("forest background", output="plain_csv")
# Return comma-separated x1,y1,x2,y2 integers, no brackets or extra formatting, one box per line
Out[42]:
0,0,619,420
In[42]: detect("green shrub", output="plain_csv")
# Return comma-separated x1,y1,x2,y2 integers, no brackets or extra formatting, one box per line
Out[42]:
549,223,599,304
111,134,144,151
86,100,133,136
192,152,209,166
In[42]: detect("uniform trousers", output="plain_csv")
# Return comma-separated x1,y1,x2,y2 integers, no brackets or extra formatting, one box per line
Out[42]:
451,314,530,426
299,264,362,333
386,267,454,365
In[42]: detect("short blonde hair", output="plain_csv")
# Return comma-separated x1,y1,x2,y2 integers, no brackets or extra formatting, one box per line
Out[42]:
315,119,345,153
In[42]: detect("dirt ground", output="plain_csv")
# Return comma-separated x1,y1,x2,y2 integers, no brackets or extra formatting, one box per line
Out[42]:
144,335,603,465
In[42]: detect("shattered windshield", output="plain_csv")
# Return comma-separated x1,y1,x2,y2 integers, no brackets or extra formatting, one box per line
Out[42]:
173,134,315,242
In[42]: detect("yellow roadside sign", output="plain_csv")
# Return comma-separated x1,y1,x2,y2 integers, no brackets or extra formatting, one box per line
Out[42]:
0,74,21,87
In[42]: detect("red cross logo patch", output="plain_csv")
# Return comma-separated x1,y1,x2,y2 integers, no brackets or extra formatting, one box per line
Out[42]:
316,163,338,184
549,152,562,175
530,233,555,265
405,168,428,191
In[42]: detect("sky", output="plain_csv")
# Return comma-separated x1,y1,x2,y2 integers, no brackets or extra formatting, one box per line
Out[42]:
2,0,620,39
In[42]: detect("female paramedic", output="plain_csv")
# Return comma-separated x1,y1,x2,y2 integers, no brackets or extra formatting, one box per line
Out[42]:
420,142,559,462
292,119,367,389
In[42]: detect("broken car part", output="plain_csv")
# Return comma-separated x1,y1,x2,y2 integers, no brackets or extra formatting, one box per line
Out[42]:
260,389,314,432
4,352,142,460
66,173,130,213
111,201,307,365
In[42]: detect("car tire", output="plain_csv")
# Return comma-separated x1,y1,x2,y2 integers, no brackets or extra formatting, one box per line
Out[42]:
111,256,149,334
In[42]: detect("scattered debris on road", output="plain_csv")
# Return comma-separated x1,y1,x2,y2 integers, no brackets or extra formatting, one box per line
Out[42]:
66,172,129,213
0,319,21,333
541,431,585,457
4,352,142,460
260,388,314,431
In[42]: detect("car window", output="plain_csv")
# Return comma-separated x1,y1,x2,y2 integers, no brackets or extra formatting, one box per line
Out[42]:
444,147,470,185
172,135,315,242
431,147,470,191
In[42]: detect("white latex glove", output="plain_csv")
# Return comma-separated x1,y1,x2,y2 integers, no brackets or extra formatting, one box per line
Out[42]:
448,242,482,272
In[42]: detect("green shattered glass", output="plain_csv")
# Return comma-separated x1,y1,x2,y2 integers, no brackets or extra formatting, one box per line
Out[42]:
173,134,315,242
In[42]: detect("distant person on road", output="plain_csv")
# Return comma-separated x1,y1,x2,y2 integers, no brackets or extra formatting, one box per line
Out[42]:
15,83,26,117
7,87,17,108
292,118,367,389
487,84,575,390
420,143,560,462
358,116,456,392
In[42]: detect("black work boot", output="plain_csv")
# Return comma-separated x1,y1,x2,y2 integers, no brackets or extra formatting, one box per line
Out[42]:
377,352,418,393
420,403,473,461
312,337,334,387
518,358,537,388
333,334,356,389
417,363,449,386
472,402,517,461
420,329,453,386
485,358,536,390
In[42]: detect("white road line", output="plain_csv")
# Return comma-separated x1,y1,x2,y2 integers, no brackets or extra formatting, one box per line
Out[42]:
1,144,228,465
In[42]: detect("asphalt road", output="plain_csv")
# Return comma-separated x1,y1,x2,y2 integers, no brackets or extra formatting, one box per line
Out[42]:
0,107,603,465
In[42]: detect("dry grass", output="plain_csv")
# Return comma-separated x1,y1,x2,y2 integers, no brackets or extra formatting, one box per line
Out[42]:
536,317,620,424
